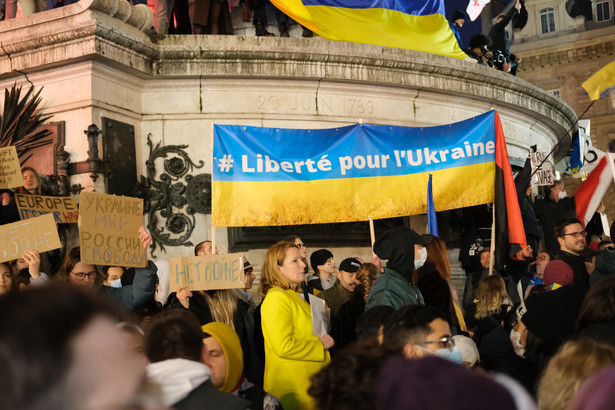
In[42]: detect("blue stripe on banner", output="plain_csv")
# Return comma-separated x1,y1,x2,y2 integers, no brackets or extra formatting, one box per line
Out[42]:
301,0,444,16
213,111,496,182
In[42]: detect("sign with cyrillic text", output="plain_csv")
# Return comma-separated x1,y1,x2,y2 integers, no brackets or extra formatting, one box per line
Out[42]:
168,253,245,292
16,194,79,223
0,146,24,189
0,213,61,263
78,192,145,268
213,111,499,226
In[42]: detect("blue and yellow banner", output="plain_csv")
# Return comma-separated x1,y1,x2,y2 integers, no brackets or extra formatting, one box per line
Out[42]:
269,0,467,59
582,61,615,100
213,111,498,226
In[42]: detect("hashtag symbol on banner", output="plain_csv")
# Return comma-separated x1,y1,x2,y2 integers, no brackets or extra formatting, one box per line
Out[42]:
218,155,234,172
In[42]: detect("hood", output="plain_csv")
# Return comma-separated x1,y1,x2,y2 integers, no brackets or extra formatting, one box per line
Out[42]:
147,358,212,407
201,322,243,393
373,226,431,281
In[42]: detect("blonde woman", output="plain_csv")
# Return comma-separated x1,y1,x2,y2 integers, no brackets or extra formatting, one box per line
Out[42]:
538,338,615,410
465,274,512,345
259,242,333,410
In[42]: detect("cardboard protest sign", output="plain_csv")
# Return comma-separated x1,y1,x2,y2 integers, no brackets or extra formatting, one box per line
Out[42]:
78,192,146,268
16,194,79,223
168,253,245,292
530,150,554,186
0,146,24,189
0,213,62,263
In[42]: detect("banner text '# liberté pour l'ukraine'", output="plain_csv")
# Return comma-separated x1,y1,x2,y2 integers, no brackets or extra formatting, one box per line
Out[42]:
212,111,499,227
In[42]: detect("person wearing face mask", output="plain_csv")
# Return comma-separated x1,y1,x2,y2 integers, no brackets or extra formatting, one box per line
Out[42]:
366,226,431,310
534,181,576,254
103,266,126,288
382,305,463,364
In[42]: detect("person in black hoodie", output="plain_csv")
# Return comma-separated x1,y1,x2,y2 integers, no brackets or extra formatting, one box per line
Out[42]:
576,276,615,347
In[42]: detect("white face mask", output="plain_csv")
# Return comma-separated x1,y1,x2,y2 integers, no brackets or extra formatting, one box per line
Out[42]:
558,190,567,200
510,329,526,357
109,279,122,288
415,247,428,270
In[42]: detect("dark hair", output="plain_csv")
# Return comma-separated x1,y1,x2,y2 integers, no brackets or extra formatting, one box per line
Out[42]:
554,218,583,238
0,262,17,293
55,247,105,286
144,310,203,363
382,305,447,353
308,338,392,410
356,305,396,340
469,34,492,49
503,305,519,333
0,285,125,410
576,276,615,332
194,240,211,256
14,268,31,290
597,241,614,251
539,249,556,261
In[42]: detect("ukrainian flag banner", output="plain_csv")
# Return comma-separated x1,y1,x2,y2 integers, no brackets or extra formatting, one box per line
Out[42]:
582,61,615,100
269,0,467,59
213,111,501,227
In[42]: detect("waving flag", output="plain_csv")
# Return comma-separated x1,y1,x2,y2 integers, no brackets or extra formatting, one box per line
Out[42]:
427,174,439,236
269,0,467,58
575,154,613,227
582,61,615,100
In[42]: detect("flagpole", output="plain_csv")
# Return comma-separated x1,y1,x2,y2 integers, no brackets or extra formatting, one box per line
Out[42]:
530,100,596,179
489,203,496,276
369,216,376,258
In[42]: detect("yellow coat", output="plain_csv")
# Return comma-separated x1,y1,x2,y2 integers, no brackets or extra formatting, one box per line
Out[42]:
261,287,330,410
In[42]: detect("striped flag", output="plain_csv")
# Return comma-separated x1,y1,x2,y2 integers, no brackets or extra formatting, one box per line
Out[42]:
575,154,613,227
427,174,439,236
269,0,467,58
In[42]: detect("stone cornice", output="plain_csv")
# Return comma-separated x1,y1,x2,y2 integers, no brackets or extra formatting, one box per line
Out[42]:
0,0,577,159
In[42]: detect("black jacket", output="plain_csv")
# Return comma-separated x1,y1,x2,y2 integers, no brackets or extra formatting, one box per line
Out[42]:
534,197,576,253
556,250,590,290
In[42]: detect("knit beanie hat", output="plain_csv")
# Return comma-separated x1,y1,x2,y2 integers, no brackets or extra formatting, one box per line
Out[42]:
452,10,465,21
522,284,585,344
543,260,574,286
378,356,516,410
202,322,243,393
310,249,333,273
591,248,615,285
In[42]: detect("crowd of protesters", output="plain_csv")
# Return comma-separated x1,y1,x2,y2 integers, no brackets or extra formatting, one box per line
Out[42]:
1,163,615,410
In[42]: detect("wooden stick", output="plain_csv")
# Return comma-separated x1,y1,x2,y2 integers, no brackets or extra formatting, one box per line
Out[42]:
369,217,376,258
211,121,216,253
489,203,496,276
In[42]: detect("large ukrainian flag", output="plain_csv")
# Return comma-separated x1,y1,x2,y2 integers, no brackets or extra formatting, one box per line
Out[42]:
270,0,467,59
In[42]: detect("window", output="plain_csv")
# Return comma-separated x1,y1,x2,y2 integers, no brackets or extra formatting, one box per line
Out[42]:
595,1,611,21
540,8,556,34
547,89,561,98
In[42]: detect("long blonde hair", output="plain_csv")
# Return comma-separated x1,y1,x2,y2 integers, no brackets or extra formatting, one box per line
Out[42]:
201,289,237,329
356,263,379,302
538,338,615,410
259,242,300,297
474,274,508,319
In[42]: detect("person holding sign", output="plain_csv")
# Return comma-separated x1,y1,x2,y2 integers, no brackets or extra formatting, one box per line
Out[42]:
0,167,46,224
0,263,17,295
259,242,333,410
55,226,157,311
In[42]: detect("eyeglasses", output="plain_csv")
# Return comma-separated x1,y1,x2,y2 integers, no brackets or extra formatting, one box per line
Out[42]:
563,231,586,238
416,335,456,352
71,271,98,281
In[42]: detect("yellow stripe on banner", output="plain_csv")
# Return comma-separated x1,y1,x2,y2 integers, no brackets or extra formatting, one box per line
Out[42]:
213,162,494,226
582,61,615,101
269,0,467,59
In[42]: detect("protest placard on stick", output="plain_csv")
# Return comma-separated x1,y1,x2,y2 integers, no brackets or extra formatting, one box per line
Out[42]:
0,213,61,263
16,194,79,223
0,147,24,189
79,192,146,268
168,253,246,292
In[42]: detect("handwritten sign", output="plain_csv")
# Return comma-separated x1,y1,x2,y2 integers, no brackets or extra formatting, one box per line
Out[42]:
168,253,245,292
0,213,62,263
530,150,554,186
78,192,145,268
0,147,24,189
16,194,79,223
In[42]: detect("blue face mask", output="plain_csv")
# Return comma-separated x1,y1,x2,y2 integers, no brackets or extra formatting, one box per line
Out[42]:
435,345,463,364
109,279,122,288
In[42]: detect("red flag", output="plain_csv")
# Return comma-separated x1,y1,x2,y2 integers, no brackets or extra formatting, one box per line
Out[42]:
494,112,527,270
575,154,613,227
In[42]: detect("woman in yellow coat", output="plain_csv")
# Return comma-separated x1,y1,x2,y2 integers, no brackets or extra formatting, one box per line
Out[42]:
259,242,334,410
